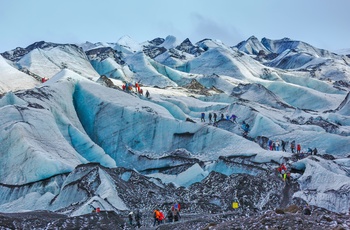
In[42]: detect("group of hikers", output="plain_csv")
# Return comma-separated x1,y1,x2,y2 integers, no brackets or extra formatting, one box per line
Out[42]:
200,112,237,124
200,112,249,136
126,189,312,228
277,163,291,183
199,112,320,161
267,139,286,151
122,82,150,98
108,193,313,228
153,203,181,226
267,139,318,160
128,210,142,228
200,112,319,160
126,202,181,228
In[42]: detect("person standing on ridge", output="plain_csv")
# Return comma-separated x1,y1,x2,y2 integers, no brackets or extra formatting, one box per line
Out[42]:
208,113,212,123
146,90,150,98
171,202,181,222
153,209,160,226
281,140,286,152
135,210,142,228
172,202,181,212
128,212,134,226
230,114,237,123
213,112,217,122
278,163,287,181
159,210,165,224
275,140,280,151
166,209,173,223
268,139,273,151
135,82,139,92
201,112,205,122
172,208,180,222
290,140,295,153
297,144,301,154
241,121,250,137
286,171,291,184
278,163,287,173
282,171,287,182
307,147,313,154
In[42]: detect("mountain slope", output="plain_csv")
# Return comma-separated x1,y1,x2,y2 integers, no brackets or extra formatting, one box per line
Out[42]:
0,56,38,94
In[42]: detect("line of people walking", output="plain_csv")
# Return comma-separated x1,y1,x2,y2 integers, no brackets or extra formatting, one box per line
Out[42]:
267,139,317,157
122,81,150,98
200,112,237,124
267,139,285,151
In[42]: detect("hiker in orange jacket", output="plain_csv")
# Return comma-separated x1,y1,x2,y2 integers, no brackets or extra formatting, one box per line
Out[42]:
153,209,160,226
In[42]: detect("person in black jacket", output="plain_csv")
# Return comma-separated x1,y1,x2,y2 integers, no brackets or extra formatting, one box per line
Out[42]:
135,210,142,228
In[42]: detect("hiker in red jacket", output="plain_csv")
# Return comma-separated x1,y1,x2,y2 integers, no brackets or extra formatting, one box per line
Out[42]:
297,144,301,154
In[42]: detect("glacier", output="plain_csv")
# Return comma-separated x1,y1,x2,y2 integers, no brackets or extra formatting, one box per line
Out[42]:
0,35,349,227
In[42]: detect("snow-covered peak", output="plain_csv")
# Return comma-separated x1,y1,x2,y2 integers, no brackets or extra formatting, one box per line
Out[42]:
158,35,181,49
79,41,97,51
25,41,61,52
78,41,113,52
196,38,228,50
16,43,99,81
116,35,141,53
261,37,334,58
236,35,270,55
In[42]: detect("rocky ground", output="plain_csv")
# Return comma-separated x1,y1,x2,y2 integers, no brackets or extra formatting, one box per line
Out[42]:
0,154,348,230
0,206,349,230
0,211,124,230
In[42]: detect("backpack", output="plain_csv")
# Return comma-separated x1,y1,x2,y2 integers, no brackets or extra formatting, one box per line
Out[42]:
303,207,311,215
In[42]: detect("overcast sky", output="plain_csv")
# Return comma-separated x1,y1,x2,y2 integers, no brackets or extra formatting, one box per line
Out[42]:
0,0,349,52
